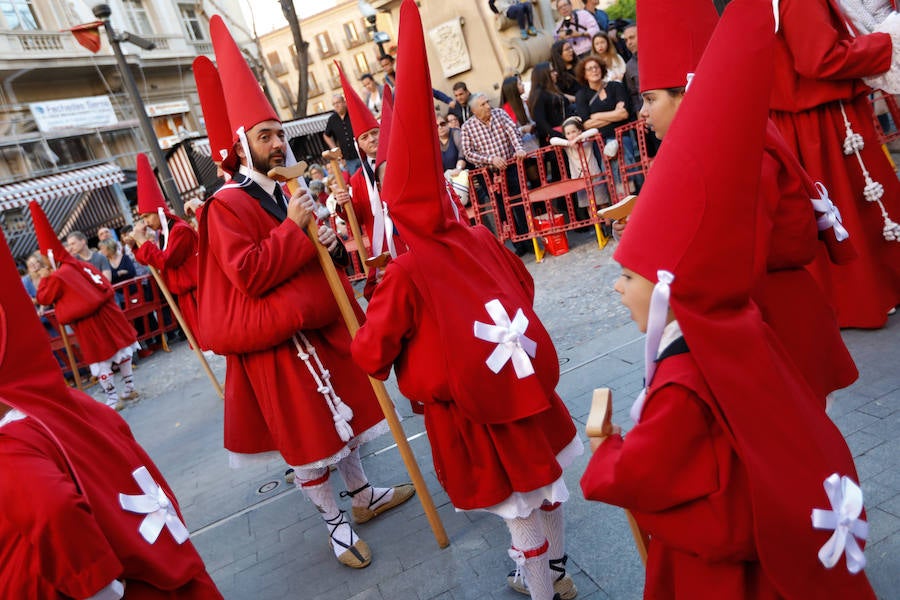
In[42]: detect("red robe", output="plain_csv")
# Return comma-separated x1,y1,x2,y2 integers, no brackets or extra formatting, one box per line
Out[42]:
581,350,781,599
197,181,386,466
0,395,221,598
35,259,136,364
134,218,204,349
771,0,900,328
353,228,576,510
753,125,858,398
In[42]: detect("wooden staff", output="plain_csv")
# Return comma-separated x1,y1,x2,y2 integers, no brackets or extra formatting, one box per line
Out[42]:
322,147,370,275
269,164,450,549
586,387,649,565
146,265,224,400
57,321,84,391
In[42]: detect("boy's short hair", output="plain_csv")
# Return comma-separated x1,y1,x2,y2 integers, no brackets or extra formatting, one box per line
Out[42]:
452,81,469,92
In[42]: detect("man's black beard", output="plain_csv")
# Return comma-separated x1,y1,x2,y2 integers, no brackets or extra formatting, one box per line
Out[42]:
251,151,284,174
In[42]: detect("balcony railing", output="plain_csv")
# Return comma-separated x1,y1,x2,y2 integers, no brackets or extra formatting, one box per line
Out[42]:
11,31,68,53
328,76,341,90
317,46,339,60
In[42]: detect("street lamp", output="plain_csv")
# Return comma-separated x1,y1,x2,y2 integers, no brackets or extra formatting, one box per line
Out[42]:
91,3,185,216
359,0,389,57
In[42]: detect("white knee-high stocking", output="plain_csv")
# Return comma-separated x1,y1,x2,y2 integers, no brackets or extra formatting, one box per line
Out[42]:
506,511,553,600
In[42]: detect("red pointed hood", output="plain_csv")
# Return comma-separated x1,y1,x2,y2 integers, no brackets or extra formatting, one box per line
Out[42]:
210,15,279,139
381,0,455,235
28,200,67,263
338,62,379,140
375,85,393,170
616,1,873,596
136,153,173,217
0,230,70,408
193,55,235,171
637,0,718,92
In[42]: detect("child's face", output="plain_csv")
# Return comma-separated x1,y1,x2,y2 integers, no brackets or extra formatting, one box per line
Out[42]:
614,266,656,333
639,89,684,140
563,124,581,141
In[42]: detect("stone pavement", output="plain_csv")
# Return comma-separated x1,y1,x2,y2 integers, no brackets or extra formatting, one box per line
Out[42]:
98,230,899,600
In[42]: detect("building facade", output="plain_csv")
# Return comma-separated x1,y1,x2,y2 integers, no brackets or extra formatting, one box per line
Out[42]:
259,0,563,119
0,0,250,259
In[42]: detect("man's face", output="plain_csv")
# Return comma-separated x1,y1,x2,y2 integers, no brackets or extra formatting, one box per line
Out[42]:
97,228,111,241
357,128,380,158
362,77,377,93
472,96,492,121
380,57,394,75
454,87,470,105
66,236,85,255
640,89,684,140
557,0,573,18
243,120,286,174
332,95,346,115
141,212,162,231
623,26,637,53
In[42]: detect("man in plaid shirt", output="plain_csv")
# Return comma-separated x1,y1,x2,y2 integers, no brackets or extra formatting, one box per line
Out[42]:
461,93,531,255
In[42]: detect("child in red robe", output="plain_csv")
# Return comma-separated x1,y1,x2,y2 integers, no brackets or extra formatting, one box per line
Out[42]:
30,201,139,410
352,3,580,599
581,1,875,598
0,228,222,598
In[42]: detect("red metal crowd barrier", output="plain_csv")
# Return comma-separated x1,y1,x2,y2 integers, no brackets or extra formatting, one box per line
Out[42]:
44,274,180,382
466,121,653,261
870,90,900,147
329,213,368,283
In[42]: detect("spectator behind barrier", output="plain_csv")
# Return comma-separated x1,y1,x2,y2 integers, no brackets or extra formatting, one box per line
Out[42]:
550,40,582,103
592,32,626,82
448,82,474,124
500,74,538,151
527,62,569,147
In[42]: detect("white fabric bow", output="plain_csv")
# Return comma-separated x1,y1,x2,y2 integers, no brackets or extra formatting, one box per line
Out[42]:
811,473,868,574
119,466,190,545
811,182,850,242
473,299,537,378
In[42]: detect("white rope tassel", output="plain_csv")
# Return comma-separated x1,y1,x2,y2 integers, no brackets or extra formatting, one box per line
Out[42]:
630,270,674,423
292,333,355,442
838,101,899,242
840,102,865,155
811,473,869,574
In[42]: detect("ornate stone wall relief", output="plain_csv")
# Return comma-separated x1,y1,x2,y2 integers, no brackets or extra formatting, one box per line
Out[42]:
428,17,471,78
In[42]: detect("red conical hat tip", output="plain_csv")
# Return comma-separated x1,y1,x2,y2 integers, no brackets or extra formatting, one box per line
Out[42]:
28,200,66,260
337,61,379,140
136,153,171,216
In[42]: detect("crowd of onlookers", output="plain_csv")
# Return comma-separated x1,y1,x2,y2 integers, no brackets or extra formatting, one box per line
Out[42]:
317,2,648,251
18,225,178,369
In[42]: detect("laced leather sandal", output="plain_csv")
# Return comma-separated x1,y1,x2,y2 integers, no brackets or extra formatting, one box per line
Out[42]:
340,482,416,524
325,511,371,569
506,553,577,599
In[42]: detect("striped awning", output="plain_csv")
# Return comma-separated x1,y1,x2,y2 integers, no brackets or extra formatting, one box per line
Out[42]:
190,113,332,158
1,179,128,260
283,113,331,139
0,163,125,212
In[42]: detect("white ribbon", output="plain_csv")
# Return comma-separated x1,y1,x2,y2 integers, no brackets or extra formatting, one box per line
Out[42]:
47,249,57,271
810,182,850,242
811,473,868,574
355,140,397,259
473,299,537,378
119,466,189,545
507,547,526,584
631,270,674,423
157,207,170,252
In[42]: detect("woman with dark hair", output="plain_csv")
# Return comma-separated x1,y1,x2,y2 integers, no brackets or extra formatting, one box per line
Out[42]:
574,54,633,192
527,62,568,147
550,40,581,102
500,74,537,151
591,32,626,82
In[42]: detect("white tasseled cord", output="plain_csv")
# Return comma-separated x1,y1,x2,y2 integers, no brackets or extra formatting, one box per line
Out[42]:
838,101,900,241
292,333,355,441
